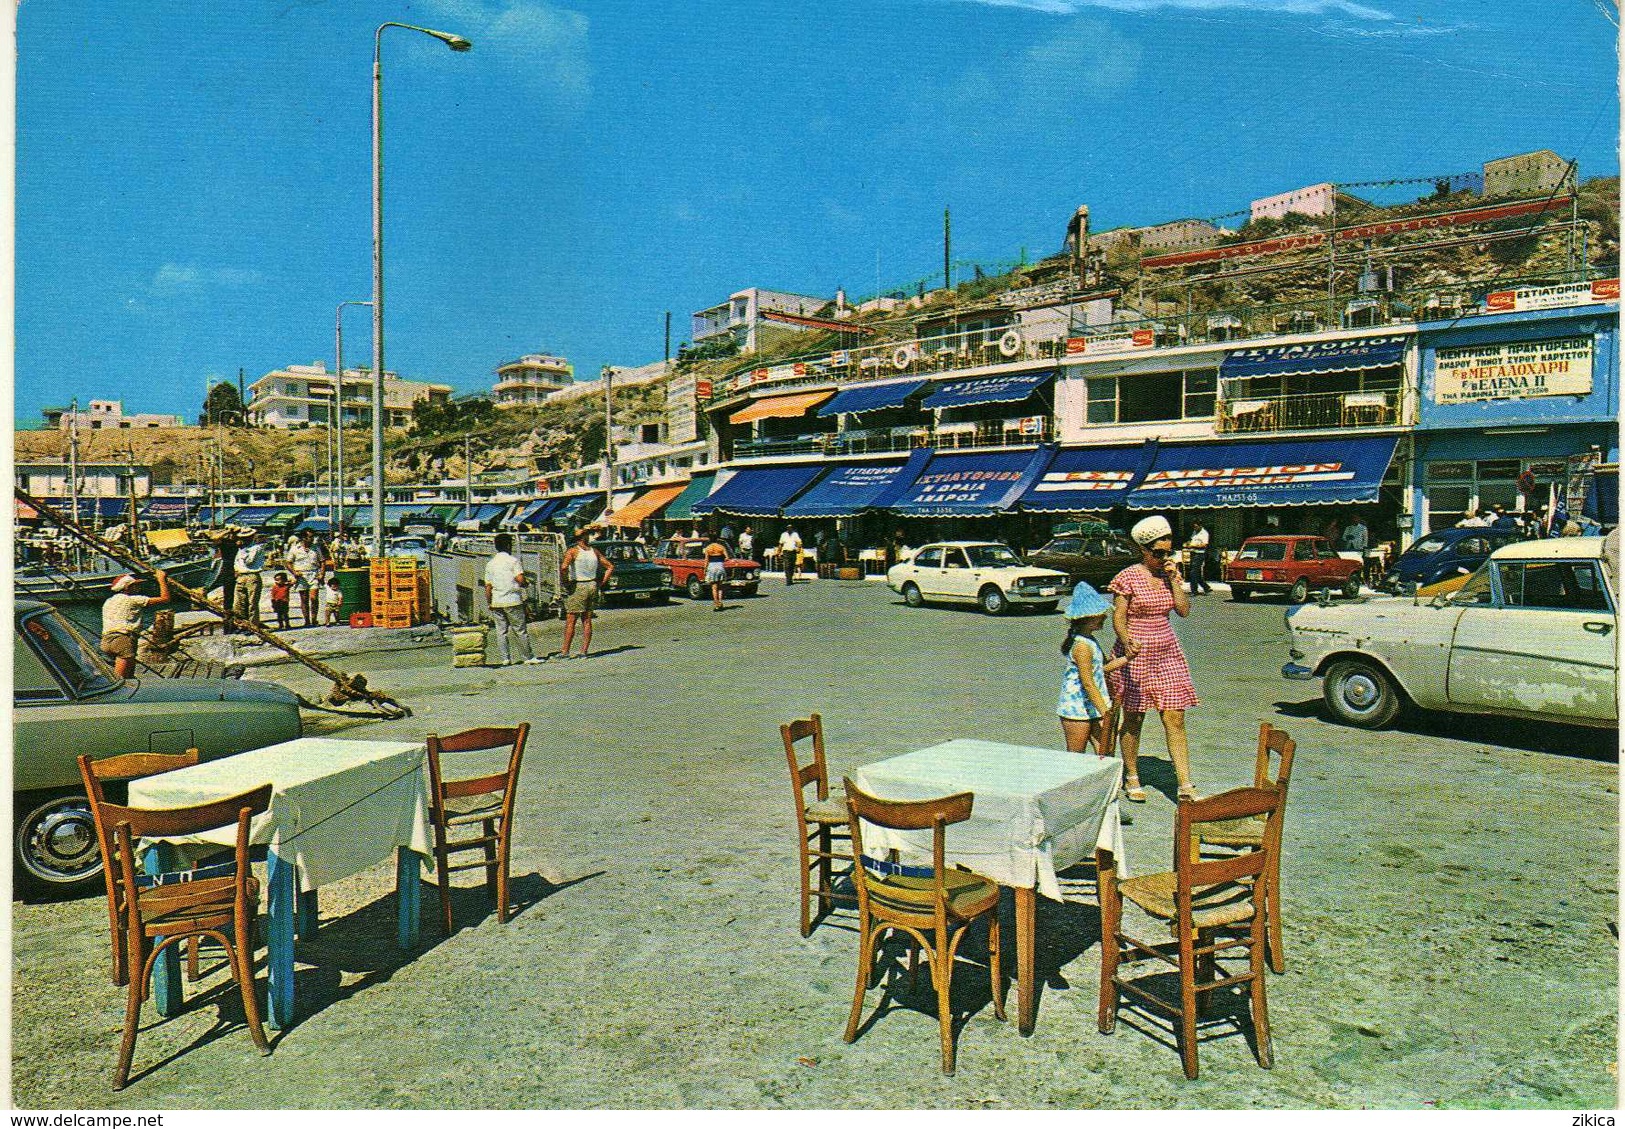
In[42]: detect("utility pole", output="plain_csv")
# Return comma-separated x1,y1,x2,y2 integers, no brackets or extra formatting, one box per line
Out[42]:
463,433,474,521
602,365,615,524
664,311,671,368
237,367,247,426
67,398,81,565
943,207,952,292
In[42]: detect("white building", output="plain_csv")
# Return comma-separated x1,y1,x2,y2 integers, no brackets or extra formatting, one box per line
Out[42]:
691,287,829,355
248,362,453,429
1249,183,1370,224
492,354,573,408
1482,150,1576,199
42,400,183,430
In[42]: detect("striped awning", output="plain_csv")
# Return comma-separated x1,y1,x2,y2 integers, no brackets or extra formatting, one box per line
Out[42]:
728,389,836,425
604,482,688,527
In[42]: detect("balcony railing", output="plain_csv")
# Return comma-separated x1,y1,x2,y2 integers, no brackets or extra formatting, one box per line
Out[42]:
1216,389,1400,434
731,418,1051,459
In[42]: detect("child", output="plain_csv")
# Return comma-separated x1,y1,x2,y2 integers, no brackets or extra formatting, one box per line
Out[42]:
1057,582,1133,756
320,576,345,626
269,572,292,631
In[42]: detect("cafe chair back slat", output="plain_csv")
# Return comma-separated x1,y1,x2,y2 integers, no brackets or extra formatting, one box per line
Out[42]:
98,783,273,1090
426,724,529,935
78,751,202,988
1097,785,1282,1080
1195,723,1296,972
842,778,1005,1076
781,714,854,936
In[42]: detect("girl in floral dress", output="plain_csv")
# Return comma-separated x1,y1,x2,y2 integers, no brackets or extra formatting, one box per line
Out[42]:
1107,515,1200,802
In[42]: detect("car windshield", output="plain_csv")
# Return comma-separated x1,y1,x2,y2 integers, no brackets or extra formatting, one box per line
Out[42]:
596,542,649,562
20,609,120,697
1410,534,1451,555
1038,539,1081,555
1237,542,1287,561
1448,566,1494,606
965,545,1022,568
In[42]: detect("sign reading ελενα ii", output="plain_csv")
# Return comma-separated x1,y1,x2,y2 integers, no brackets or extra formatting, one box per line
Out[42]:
1432,336,1593,404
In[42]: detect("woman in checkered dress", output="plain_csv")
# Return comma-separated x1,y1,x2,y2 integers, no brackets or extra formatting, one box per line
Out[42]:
1107,515,1199,803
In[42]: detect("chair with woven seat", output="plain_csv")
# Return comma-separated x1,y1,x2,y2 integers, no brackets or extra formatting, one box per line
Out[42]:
78,751,204,988
1196,723,1295,972
426,725,529,934
781,714,854,936
98,783,273,1090
1097,785,1282,1080
842,778,1005,1075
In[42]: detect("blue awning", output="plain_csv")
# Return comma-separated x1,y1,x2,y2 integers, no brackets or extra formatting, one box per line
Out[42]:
784,450,933,518
95,498,129,519
921,371,1054,411
227,505,280,527
872,446,1058,517
297,516,333,532
691,464,826,518
1019,442,1159,512
663,473,717,522
1124,435,1400,510
507,498,562,527
384,503,433,523
192,506,238,526
550,494,605,526
1219,334,1408,381
816,378,930,418
472,503,508,521
140,499,191,520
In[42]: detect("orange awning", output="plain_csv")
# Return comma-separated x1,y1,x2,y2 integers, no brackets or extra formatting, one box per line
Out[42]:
728,389,835,425
604,481,687,527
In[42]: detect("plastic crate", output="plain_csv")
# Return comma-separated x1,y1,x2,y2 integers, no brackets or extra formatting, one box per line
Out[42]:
349,612,374,629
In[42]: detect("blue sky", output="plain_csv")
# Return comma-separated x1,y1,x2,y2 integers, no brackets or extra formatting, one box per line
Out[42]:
14,0,1619,426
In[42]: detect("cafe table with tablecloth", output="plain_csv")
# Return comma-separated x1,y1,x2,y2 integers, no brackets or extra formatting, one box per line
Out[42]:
851,738,1125,1035
128,737,433,1028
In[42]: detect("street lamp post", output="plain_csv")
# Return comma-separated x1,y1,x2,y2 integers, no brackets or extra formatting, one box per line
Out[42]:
602,366,615,524
335,299,372,535
371,21,471,556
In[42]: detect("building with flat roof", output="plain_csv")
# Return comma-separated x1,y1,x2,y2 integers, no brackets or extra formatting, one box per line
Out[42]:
492,354,573,408
248,362,452,429
692,287,829,355
1482,149,1576,199
1249,182,1372,224
41,400,183,430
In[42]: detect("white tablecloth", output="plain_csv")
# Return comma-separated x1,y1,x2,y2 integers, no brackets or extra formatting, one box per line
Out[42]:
127,737,432,891
850,739,1125,901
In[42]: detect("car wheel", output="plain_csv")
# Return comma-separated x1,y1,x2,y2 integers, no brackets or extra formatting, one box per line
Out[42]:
1322,658,1403,729
1341,575,1362,599
686,576,705,600
979,586,1008,616
902,582,924,608
15,791,101,895
1231,586,1251,601
1289,577,1311,604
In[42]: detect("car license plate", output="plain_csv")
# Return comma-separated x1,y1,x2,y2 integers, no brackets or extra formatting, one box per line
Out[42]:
1246,569,1263,580
633,592,649,600
1039,587,1058,597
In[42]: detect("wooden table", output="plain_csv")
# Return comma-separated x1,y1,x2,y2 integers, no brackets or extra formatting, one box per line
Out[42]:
128,737,433,1029
851,739,1124,1035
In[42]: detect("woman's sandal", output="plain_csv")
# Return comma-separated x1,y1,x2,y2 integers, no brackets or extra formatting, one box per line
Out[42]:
1177,784,1203,803
1123,777,1148,803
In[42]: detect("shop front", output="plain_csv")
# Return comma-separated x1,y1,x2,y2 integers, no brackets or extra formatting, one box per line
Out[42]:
867,445,1058,552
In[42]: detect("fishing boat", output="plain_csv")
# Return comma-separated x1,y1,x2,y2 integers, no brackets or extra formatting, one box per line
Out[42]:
14,547,216,635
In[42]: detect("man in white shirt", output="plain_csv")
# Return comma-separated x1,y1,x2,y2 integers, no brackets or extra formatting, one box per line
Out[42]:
233,532,267,631
1185,521,1212,595
101,570,171,679
484,533,541,665
778,525,803,586
285,531,322,627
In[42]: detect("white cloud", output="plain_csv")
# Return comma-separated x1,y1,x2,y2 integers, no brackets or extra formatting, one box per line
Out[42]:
428,0,591,112
955,0,1399,21
148,264,265,295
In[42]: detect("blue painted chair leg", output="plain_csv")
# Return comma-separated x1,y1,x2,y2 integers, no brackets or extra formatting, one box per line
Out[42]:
266,850,296,1030
296,887,318,939
144,842,184,1018
397,848,421,949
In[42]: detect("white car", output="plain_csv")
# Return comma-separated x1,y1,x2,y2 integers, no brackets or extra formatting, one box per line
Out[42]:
1283,537,1618,729
887,541,1069,615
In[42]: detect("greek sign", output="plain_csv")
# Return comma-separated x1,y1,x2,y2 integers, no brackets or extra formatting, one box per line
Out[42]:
1484,278,1619,313
1433,336,1593,403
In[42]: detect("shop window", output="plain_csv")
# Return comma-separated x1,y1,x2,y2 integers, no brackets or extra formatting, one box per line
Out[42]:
1086,376,1118,424
1119,370,1183,423
1183,368,1217,418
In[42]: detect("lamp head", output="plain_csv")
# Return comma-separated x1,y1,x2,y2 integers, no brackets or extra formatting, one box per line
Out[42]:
442,34,473,51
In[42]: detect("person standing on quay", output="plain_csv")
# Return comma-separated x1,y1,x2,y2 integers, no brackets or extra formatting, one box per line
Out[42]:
738,525,756,565
1108,515,1200,804
233,531,267,630
101,570,170,680
1184,520,1211,595
286,530,322,627
484,533,540,666
778,524,803,585
703,532,729,610
558,527,614,658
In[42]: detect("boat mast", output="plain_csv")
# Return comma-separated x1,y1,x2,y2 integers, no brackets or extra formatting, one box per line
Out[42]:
66,398,81,570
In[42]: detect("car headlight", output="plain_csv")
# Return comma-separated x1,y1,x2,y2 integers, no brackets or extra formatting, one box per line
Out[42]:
747,569,759,580
604,576,619,589
659,568,673,585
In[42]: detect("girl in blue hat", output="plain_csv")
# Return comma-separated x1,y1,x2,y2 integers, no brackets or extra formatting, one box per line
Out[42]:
1057,581,1134,755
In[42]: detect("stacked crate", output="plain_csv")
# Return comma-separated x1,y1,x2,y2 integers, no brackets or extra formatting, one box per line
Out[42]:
369,557,427,627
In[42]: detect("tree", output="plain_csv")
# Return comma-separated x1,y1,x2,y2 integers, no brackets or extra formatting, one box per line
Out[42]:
201,381,246,426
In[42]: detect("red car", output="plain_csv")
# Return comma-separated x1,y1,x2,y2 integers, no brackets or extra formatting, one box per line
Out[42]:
1225,535,1363,603
654,539,762,600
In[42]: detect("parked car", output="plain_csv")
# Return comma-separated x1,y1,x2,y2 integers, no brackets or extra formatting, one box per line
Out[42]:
887,541,1069,615
591,539,672,604
1225,535,1363,603
654,539,761,600
1382,526,1525,593
13,599,305,895
1027,533,1140,588
385,535,432,563
1283,537,1617,730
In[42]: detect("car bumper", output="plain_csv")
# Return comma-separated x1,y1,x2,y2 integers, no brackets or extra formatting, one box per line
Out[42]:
1281,661,1317,680
1009,587,1066,604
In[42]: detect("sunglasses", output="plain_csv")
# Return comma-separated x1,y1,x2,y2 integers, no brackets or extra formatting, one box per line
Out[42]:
1148,548,1173,559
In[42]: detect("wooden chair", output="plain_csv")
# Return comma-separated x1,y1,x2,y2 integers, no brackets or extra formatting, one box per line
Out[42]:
426,725,529,934
1196,723,1296,972
1097,785,1282,1080
99,784,273,1090
781,714,854,936
842,778,1005,1075
78,751,203,988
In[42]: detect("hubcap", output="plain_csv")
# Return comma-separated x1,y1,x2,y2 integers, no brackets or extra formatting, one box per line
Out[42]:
21,800,99,882
1342,673,1380,711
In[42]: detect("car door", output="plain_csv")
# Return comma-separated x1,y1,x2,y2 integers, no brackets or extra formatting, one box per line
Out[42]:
938,547,978,601
910,546,946,597
1035,538,1082,580
1447,557,1618,722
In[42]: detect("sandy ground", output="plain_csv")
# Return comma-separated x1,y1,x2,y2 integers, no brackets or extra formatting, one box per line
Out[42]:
10,579,1618,1109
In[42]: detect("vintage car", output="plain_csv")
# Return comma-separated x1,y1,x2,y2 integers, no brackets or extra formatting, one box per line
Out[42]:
1283,537,1618,730
654,538,761,600
591,539,673,604
1226,534,1363,603
887,541,1069,615
1026,533,1140,589
13,599,305,894
1381,525,1525,593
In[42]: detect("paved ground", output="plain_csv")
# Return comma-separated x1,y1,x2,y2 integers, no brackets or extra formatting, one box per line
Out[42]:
11,578,1618,1109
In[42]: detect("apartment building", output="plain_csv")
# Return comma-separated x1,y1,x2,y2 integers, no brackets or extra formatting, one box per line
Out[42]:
248,362,452,428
